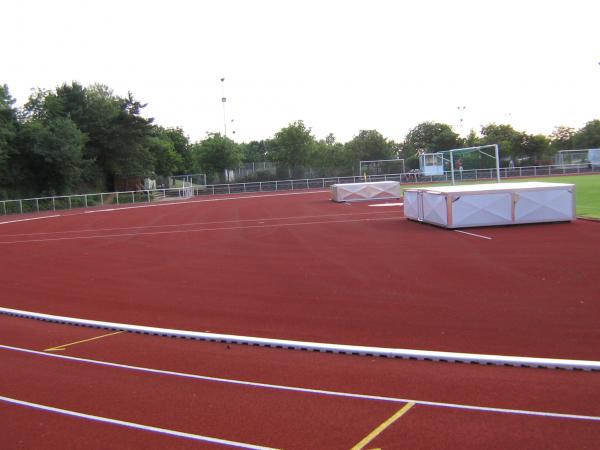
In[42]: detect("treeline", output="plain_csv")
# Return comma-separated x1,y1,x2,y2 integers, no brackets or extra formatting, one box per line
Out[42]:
1,82,599,198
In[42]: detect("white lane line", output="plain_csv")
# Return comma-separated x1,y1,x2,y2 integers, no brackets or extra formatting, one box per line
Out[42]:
1,344,599,422
0,395,276,449
453,229,493,240
84,190,330,214
0,216,398,245
0,211,396,239
0,215,61,225
368,203,403,207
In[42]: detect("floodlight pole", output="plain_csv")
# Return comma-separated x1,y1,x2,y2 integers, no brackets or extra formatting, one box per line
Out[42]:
220,77,227,137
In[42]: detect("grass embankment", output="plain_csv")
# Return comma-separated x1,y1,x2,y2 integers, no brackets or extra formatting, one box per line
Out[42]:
401,174,600,219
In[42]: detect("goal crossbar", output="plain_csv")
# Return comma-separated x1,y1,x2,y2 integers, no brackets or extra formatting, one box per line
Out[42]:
359,158,405,176
443,144,500,185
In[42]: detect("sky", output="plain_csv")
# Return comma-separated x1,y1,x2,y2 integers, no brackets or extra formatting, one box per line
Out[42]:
3,0,599,144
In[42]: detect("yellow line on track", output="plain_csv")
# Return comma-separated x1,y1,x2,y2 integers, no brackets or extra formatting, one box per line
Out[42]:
44,331,125,352
351,402,415,450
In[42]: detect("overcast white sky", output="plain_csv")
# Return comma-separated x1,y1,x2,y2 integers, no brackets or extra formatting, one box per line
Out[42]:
3,0,599,143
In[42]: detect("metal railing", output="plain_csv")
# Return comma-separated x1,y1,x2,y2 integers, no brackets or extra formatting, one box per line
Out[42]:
195,175,382,196
1,163,598,216
0,187,193,216
195,163,600,195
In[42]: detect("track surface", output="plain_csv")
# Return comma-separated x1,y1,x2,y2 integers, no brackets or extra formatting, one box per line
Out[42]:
1,315,599,449
1,191,599,448
1,191,599,359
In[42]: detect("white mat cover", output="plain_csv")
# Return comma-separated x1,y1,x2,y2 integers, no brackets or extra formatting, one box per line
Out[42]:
331,181,400,202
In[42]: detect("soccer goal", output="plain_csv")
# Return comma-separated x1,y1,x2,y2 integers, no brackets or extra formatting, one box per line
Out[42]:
169,173,207,187
359,158,405,178
419,144,500,185
555,149,595,168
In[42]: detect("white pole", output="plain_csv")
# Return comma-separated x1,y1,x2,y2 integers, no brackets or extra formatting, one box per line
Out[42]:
450,151,455,185
220,77,227,137
494,144,501,182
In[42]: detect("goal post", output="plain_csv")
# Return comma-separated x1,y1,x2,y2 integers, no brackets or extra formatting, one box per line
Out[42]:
359,158,405,177
555,149,596,168
448,144,500,185
420,144,500,185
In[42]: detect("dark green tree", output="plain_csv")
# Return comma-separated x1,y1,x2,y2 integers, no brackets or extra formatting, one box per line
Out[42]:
192,133,242,182
345,130,396,173
573,120,600,149
402,122,461,169
270,121,316,177
241,140,269,163
94,92,154,180
17,117,85,194
24,83,156,189
463,129,481,148
148,126,191,176
161,127,192,172
311,134,351,176
0,85,19,192
521,133,551,164
480,124,525,163
549,126,576,151
148,134,180,176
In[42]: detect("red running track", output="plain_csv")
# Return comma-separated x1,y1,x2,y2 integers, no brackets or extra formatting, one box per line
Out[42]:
1,191,599,360
1,315,599,449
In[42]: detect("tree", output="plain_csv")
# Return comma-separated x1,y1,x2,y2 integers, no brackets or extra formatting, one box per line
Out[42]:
146,126,191,176
241,140,269,163
344,130,396,173
148,134,181,177
402,122,461,169
573,120,600,149
94,92,155,180
521,133,551,164
17,117,85,194
192,133,242,182
480,124,525,163
463,129,481,148
162,127,192,172
311,134,351,176
269,121,316,177
0,85,19,190
24,83,156,188
549,126,576,151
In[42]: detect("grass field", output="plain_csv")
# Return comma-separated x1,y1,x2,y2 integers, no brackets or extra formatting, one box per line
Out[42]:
401,174,600,219
531,174,600,218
